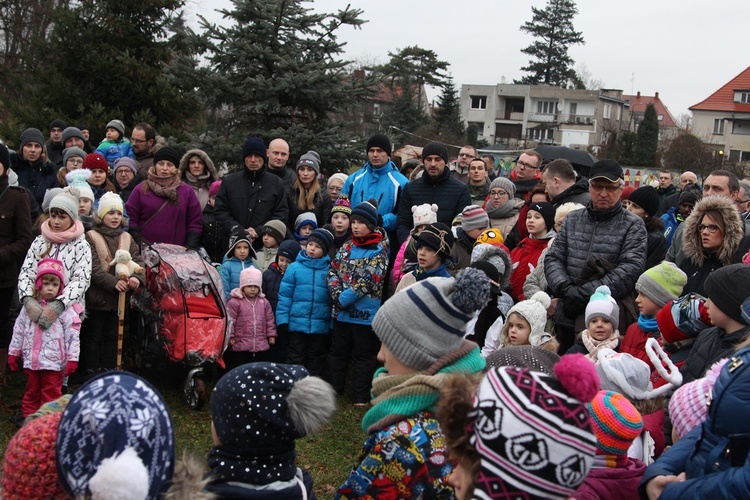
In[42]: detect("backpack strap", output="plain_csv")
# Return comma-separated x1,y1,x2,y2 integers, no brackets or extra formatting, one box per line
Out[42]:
87,230,113,273
118,231,133,252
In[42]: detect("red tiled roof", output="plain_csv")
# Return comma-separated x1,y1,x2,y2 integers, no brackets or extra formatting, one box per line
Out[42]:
623,93,678,127
689,66,750,113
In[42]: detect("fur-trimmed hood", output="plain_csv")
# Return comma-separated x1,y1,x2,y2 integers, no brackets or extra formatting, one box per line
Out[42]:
179,149,219,183
163,453,217,499
682,195,742,266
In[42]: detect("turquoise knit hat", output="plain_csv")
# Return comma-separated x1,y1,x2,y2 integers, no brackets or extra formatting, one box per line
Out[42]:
585,286,619,330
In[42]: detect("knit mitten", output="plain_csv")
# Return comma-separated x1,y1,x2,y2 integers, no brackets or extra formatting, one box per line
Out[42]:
22,296,43,323
38,300,65,330
7,355,20,372
65,361,78,376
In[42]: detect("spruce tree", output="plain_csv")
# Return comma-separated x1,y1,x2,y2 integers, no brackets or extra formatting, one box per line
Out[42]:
516,0,584,86
435,77,464,139
635,103,660,167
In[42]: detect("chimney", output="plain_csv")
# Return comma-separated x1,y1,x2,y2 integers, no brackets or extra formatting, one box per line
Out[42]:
655,91,659,99
637,91,641,97
354,69,364,81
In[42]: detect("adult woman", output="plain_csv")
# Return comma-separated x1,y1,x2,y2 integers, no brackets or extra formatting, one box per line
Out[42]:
289,150,332,230
327,172,347,202
113,157,140,203
125,146,202,248
11,128,59,206
672,195,750,296
482,176,525,240
56,147,88,188
178,149,218,211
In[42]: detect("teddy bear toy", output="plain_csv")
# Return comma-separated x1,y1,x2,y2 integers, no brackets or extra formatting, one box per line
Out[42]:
109,249,144,280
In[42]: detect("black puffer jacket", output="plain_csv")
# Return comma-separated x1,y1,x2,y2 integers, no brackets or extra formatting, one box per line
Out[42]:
550,177,592,207
397,168,471,244
11,153,59,206
681,325,750,384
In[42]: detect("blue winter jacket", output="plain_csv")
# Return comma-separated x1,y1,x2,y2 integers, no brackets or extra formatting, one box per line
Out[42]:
276,251,331,334
95,139,136,167
342,161,408,232
220,257,256,302
661,206,681,247
639,346,750,499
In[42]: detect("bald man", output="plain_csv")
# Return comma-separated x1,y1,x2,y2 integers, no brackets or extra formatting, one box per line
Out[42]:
266,138,296,196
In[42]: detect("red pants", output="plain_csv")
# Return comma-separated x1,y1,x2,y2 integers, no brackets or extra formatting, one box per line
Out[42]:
22,369,64,417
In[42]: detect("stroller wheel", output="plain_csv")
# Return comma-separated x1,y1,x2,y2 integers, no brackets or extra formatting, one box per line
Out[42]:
184,370,206,410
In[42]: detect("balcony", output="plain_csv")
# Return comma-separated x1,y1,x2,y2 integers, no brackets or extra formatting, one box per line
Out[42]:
560,114,594,125
526,113,595,125
527,112,557,123
496,110,525,121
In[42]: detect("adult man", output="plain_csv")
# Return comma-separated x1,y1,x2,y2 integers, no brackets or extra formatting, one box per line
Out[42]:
266,138,296,196
545,159,647,351
737,181,750,219
450,145,477,183
61,127,86,150
541,158,591,207
679,171,698,189
77,124,95,153
482,154,498,180
509,149,542,200
397,141,471,244
215,137,288,247
46,119,67,167
467,158,490,205
343,134,408,242
131,123,163,178
656,170,678,216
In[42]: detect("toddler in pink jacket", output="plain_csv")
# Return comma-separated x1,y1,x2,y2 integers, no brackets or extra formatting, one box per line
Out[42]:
226,267,277,369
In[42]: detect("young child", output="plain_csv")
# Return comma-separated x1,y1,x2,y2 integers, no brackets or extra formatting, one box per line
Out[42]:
65,169,97,230
621,261,687,366
567,285,621,360
576,391,646,499
207,362,335,498
83,192,144,373
263,240,300,363
496,291,560,352
253,219,286,272
395,222,453,292
276,227,333,378
225,267,276,368
220,233,257,302
329,194,352,255
94,119,135,168
626,186,667,270
82,152,116,209
509,201,556,301
201,179,229,263
293,211,317,248
668,358,727,443
392,203,438,286
8,258,81,417
450,205,490,270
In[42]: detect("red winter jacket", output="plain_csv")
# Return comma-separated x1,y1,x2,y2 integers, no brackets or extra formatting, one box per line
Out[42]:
227,290,277,352
620,322,660,367
509,236,551,301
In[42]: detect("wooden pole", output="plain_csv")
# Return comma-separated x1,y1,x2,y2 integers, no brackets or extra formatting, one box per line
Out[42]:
116,291,126,370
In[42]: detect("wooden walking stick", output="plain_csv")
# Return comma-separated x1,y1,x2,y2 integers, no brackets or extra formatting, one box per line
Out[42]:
116,291,126,370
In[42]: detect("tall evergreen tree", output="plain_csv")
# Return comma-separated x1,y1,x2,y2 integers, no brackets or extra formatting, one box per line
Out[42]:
516,0,584,86
635,103,660,167
434,77,464,139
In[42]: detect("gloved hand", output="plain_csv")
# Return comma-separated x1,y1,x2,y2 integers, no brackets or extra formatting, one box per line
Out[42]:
185,231,202,251
22,296,43,323
8,355,20,372
65,361,78,376
38,300,65,330
562,286,588,319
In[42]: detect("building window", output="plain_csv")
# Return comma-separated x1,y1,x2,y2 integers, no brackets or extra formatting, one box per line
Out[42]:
537,101,556,114
732,120,750,135
658,115,664,121
470,95,487,109
468,121,485,133
713,119,725,135
734,91,750,103
530,128,554,141
603,103,611,119
616,106,622,121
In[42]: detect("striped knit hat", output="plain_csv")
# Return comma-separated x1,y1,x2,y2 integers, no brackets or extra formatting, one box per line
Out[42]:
330,193,352,218
669,359,728,439
461,205,489,232
586,391,643,456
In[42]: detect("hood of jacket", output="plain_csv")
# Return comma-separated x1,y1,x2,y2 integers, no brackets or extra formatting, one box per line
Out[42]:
552,176,590,203
362,159,400,179
296,248,331,269
163,453,217,500
230,288,264,299
682,195,742,266
179,149,218,183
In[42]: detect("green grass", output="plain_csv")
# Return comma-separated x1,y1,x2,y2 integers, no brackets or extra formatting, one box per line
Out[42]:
0,368,368,497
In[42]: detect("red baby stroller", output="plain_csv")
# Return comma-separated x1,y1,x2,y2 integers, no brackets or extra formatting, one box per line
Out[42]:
133,243,229,409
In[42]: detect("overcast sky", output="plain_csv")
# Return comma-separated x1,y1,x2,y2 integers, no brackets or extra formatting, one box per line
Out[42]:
189,0,748,121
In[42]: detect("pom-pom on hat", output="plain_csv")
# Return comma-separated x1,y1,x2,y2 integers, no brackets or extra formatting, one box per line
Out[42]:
262,219,287,245
469,354,599,499
413,222,454,259
484,344,560,374
330,193,352,218
351,199,379,230
36,258,66,293
105,119,125,136
65,169,95,203
153,146,180,168
528,201,556,233
656,293,712,343
242,136,267,161
56,372,175,500
307,226,334,255
669,358,728,439
82,152,109,173
49,188,80,221
461,205,490,232
294,211,318,233
62,146,87,166
704,263,750,324
366,133,392,156
507,291,553,347
372,268,490,371
587,391,643,456
209,180,222,198
628,186,660,217
113,156,138,176
421,141,449,164
585,285,620,330
636,261,688,309
19,127,45,149
277,239,301,262
490,176,516,199
412,203,439,228
239,267,263,294
295,150,321,175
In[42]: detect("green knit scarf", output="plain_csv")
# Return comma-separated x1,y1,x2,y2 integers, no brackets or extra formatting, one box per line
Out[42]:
362,340,485,433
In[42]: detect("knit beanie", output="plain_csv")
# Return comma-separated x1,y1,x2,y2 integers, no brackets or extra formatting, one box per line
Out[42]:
113,156,138,176
474,228,505,247
307,226,334,255
294,211,318,233
2,413,67,499
97,191,124,220
471,243,512,292
330,193,352,218
656,293,712,343
49,188,80,220
628,186,660,217
62,146,87,166
56,372,175,500
209,180,222,197
327,172,348,188
61,126,84,146
49,119,67,131
351,199,379,230
225,233,257,261
490,176,516,199
421,141,449,164
528,201,556,233
42,187,64,213
0,143,9,173
105,119,125,136
587,391,643,456
669,359,728,439
704,264,750,324
679,183,703,206
461,205,490,233
411,203,439,228
413,222,454,259
153,146,180,167
277,239,301,262
585,285,620,330
262,219,287,245
484,344,560,374
65,169,95,203
366,133,392,156
470,354,599,499
19,128,45,149
635,261,688,308
507,291,552,347
239,267,263,294
242,137,267,161
82,152,109,173
620,185,635,202
36,258,66,293
374,268,490,370
296,150,321,175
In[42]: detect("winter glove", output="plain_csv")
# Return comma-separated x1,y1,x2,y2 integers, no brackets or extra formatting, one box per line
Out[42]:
65,361,78,376
22,296,43,323
7,355,20,372
38,300,65,330
562,286,588,319
185,231,202,250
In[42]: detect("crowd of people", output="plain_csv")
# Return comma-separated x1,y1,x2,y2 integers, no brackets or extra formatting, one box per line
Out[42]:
2,119,750,499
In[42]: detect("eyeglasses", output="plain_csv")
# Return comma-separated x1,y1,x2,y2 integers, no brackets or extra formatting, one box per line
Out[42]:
516,160,539,170
589,182,622,193
490,190,508,197
67,158,83,165
130,137,147,144
698,224,721,234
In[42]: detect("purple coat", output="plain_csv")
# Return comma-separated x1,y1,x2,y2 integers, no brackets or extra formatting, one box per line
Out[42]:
125,182,202,246
575,458,647,500
227,289,277,352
